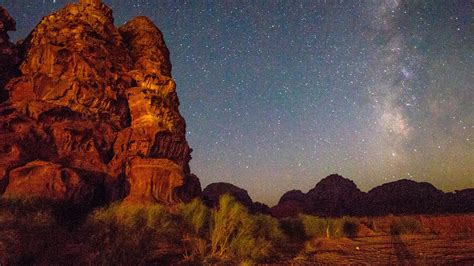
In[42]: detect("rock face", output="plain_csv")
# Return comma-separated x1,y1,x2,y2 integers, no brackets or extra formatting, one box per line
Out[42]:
4,160,101,204
114,16,197,203
0,1,200,205
0,7,20,103
124,158,185,204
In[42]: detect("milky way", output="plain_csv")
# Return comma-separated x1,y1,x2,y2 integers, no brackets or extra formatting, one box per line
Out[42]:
1,0,472,205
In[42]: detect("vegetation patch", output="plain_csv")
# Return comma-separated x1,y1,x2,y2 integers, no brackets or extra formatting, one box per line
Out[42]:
391,217,422,235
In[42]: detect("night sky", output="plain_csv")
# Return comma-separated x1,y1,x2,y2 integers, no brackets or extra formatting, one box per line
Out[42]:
1,0,473,205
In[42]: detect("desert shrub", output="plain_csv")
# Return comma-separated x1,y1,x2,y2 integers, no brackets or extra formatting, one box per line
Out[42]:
87,203,181,264
0,198,76,264
1,196,284,264
391,217,422,235
178,199,211,261
300,215,327,238
179,198,211,236
0,198,55,223
300,215,343,238
253,213,286,243
209,194,283,263
279,217,307,241
341,216,360,238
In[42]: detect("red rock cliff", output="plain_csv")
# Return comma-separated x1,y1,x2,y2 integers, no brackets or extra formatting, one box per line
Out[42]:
0,1,201,205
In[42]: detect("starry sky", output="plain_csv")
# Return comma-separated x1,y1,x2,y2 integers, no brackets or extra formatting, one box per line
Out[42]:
1,0,473,205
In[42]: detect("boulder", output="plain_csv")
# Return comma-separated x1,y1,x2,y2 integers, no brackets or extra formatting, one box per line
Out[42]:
4,160,101,205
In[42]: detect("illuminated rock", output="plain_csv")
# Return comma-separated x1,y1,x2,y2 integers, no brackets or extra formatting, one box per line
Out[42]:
0,1,201,205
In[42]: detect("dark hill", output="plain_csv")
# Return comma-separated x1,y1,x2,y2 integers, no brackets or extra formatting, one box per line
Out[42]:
365,179,444,215
272,175,474,218
202,182,270,214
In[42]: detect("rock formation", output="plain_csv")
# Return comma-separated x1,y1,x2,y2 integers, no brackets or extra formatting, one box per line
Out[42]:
4,160,101,204
271,175,364,218
202,182,270,213
305,174,365,216
0,7,20,103
0,1,200,205
365,179,446,215
272,175,474,217
203,182,254,210
270,190,308,218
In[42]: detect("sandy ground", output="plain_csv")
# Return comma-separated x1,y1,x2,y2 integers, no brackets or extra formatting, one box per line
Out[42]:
291,234,474,264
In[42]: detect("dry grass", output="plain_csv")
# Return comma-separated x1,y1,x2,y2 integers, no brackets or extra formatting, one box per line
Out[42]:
1,197,473,264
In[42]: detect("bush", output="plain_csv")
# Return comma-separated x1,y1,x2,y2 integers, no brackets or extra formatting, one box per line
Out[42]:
341,216,360,238
179,198,210,237
391,217,422,235
0,198,55,227
178,199,211,261
300,215,343,238
253,213,286,243
300,215,327,238
209,194,283,262
1,196,284,264
280,217,307,241
0,198,76,265
87,203,181,264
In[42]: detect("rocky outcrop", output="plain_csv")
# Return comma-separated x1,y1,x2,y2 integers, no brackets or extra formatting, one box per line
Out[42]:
0,6,20,103
0,1,200,205
203,183,254,210
270,190,308,218
365,179,446,215
4,160,102,204
272,175,365,218
306,174,365,216
111,16,198,203
202,182,269,213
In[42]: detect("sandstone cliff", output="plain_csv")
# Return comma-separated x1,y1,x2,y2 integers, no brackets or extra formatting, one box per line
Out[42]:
0,1,200,206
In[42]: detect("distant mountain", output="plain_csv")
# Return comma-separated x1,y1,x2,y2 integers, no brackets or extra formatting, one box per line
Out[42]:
364,179,444,215
271,175,474,218
305,174,365,216
202,182,270,214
